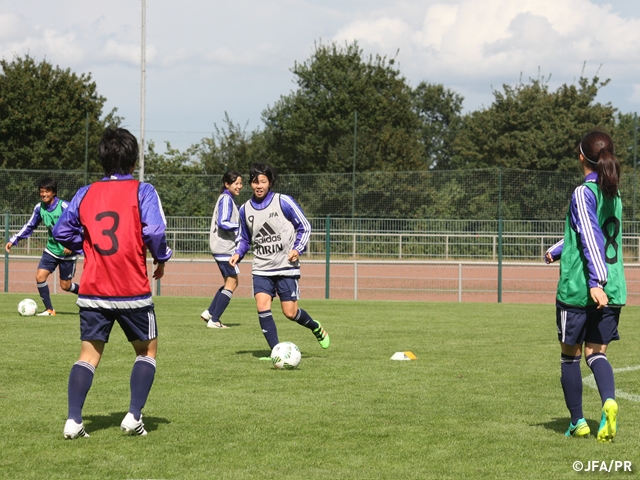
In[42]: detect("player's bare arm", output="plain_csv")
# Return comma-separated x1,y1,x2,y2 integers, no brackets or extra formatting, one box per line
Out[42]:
153,261,165,280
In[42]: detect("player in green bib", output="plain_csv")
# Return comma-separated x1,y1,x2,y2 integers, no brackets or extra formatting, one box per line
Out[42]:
5,178,79,315
545,131,625,443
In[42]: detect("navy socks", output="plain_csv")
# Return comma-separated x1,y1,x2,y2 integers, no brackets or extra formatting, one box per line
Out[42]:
586,353,615,404
560,354,583,423
258,310,279,349
67,361,95,423
37,281,53,310
129,356,157,421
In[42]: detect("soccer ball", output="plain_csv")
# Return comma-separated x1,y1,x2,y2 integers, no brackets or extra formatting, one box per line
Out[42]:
18,298,38,316
270,342,301,370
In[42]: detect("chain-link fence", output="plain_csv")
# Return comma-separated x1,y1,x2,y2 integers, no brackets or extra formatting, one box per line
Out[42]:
4,168,640,221
4,168,640,304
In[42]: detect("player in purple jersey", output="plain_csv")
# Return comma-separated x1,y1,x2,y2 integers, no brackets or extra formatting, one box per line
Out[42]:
54,128,172,440
545,131,623,442
5,177,80,315
200,171,243,328
230,163,329,358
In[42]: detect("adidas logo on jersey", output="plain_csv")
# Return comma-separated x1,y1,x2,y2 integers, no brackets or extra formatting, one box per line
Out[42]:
254,223,281,245
254,222,284,255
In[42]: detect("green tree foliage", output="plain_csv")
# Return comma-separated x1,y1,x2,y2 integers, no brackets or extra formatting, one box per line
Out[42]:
260,41,426,173
196,113,267,176
451,75,616,171
412,82,463,169
0,54,119,171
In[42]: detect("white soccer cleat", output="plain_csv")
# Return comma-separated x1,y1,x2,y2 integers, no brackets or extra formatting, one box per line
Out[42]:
207,319,228,329
37,309,56,316
200,309,212,322
63,419,90,439
120,412,147,436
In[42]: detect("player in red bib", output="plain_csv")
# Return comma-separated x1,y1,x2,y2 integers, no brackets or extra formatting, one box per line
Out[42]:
54,128,172,439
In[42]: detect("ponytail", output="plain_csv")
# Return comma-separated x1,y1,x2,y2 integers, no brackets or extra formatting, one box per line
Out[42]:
579,131,620,198
595,149,620,198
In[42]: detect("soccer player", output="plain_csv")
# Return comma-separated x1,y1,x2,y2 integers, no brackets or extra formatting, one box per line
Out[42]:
5,177,79,315
53,127,172,439
229,163,329,356
545,130,625,442
200,171,243,328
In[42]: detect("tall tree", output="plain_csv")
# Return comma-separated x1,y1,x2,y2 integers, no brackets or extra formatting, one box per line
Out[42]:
260,41,425,174
450,76,616,171
196,112,266,176
412,82,463,169
0,54,119,170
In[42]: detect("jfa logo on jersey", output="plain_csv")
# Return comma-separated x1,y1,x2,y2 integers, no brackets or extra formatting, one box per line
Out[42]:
269,212,279,218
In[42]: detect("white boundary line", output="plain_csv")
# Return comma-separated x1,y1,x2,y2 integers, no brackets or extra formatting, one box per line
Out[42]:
583,364,640,402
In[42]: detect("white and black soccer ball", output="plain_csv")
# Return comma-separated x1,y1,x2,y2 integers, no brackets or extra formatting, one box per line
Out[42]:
270,342,301,370
18,298,38,316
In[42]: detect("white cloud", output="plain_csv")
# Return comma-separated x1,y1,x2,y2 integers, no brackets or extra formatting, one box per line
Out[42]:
333,0,640,91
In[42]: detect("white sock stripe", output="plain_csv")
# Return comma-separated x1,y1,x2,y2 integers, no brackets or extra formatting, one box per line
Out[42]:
294,309,301,321
136,355,157,368
221,289,233,299
74,360,96,374
258,311,272,318
561,356,581,364
586,354,607,367
37,282,48,288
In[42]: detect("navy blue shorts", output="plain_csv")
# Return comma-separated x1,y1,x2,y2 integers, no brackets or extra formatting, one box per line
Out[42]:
216,259,240,279
556,304,621,346
253,275,300,301
79,306,158,343
38,251,76,280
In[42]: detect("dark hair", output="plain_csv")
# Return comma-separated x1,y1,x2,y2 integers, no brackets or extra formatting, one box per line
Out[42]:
220,170,242,193
579,131,620,198
249,163,277,187
98,128,139,176
38,177,57,195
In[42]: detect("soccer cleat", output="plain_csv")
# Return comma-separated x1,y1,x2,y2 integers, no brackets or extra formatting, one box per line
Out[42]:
597,398,618,443
200,309,212,323
313,323,330,349
259,356,271,361
63,419,90,439
120,412,147,436
565,418,590,438
207,319,229,329
37,309,56,316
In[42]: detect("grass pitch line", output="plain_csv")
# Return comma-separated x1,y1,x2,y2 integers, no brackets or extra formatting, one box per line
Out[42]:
583,364,640,402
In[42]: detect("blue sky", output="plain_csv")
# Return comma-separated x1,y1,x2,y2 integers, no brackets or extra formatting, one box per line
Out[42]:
1,0,639,152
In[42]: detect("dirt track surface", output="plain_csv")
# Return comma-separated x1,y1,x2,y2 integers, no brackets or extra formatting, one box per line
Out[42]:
4,258,639,305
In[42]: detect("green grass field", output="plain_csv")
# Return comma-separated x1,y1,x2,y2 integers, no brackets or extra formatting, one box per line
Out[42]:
1,293,639,479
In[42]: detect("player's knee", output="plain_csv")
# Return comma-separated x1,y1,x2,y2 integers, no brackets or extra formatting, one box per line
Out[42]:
283,308,297,320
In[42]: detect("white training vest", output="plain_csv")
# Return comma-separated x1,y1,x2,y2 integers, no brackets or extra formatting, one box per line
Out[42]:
209,193,239,259
244,193,300,276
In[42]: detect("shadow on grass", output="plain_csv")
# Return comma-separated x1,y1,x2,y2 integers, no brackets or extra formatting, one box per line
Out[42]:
534,418,568,435
235,349,272,358
534,417,599,436
84,412,170,433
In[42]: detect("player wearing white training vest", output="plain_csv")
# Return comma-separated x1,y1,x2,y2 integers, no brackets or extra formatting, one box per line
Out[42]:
230,163,329,356
200,170,243,329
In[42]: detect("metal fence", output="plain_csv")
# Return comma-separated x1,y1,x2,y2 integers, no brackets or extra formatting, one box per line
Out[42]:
4,215,640,305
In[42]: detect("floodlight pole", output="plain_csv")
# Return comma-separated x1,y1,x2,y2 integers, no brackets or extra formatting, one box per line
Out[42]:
139,0,146,181
351,112,357,218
